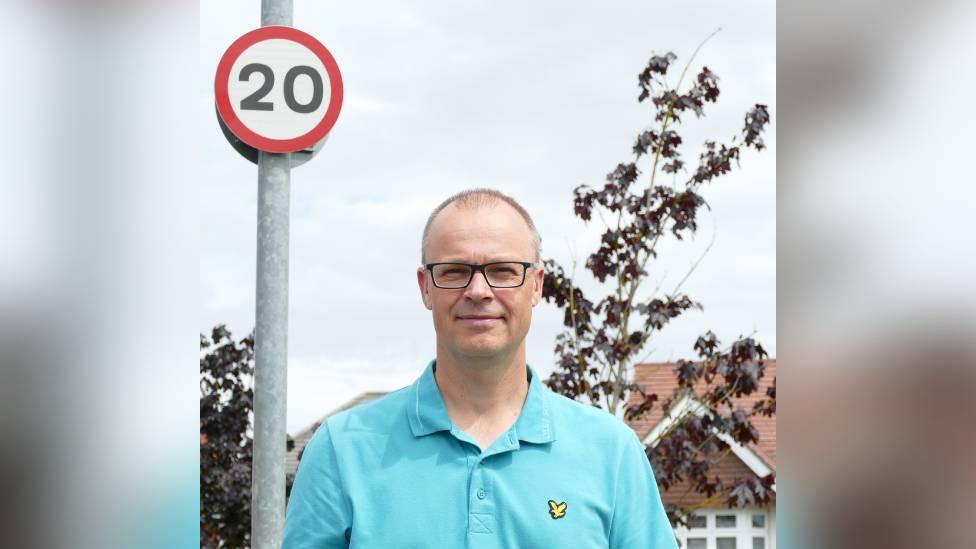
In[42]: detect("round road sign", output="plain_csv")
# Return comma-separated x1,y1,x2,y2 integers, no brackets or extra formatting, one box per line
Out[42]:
215,26,343,154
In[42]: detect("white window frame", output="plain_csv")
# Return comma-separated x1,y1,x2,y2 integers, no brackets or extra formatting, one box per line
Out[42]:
673,508,774,549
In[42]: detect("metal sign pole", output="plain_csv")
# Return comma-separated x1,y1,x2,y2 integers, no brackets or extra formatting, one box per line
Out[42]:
253,1,293,548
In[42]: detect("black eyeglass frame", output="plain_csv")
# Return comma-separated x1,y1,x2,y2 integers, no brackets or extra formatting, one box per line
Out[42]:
423,261,539,289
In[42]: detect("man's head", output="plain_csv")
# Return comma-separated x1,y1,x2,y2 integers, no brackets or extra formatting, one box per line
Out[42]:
417,189,544,363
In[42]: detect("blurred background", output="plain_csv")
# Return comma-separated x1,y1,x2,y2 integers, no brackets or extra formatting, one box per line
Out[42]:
0,0,198,547
0,0,973,547
779,0,976,547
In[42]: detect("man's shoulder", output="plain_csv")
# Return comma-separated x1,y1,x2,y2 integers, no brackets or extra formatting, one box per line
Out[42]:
297,386,413,473
543,388,641,445
324,385,412,434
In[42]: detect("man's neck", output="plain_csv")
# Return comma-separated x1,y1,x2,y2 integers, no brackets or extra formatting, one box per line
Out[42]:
433,345,530,444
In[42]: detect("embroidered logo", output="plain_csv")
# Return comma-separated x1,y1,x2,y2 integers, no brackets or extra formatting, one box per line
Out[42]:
547,499,567,519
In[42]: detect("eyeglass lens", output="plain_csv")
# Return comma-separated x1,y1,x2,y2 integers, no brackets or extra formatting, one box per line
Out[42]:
431,263,525,288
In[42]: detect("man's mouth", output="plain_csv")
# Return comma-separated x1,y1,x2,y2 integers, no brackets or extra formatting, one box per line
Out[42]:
456,315,504,327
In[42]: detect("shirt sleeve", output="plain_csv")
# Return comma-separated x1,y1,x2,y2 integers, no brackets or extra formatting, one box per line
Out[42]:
282,422,352,549
608,432,678,549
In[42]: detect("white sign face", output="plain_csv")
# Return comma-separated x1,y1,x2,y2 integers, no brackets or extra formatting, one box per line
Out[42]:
215,26,343,154
228,38,331,141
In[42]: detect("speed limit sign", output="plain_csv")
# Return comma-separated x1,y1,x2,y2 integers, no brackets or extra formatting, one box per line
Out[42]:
215,26,343,154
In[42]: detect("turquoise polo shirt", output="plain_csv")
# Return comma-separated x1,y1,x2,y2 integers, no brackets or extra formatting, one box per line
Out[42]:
283,361,677,549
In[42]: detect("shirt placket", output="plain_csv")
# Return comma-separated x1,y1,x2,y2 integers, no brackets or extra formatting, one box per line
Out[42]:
465,429,521,548
468,452,494,540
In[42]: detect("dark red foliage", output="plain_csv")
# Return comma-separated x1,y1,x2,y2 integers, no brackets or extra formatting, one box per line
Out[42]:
542,50,774,526
200,326,254,549
729,474,776,508
638,52,677,102
200,326,295,549
743,104,770,150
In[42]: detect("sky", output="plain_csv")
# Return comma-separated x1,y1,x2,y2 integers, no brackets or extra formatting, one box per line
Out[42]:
199,0,776,433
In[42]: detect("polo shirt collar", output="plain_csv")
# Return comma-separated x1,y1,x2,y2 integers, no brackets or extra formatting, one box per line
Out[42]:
513,364,555,444
407,360,556,445
408,360,452,436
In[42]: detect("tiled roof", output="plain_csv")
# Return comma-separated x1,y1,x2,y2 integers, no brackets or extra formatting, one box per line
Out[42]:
286,392,387,476
625,359,776,469
658,450,759,508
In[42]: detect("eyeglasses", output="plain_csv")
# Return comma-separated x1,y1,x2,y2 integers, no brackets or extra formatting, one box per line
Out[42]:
424,261,538,289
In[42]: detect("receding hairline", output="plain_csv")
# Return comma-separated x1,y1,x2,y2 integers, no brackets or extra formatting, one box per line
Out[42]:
421,188,542,264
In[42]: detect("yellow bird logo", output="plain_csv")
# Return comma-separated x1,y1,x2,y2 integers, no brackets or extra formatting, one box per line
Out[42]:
548,499,567,520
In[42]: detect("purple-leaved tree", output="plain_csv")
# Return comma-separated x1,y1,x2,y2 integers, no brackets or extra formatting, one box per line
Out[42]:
200,326,294,548
541,38,776,524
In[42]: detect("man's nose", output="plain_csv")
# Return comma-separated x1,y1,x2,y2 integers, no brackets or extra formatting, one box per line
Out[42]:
464,269,493,299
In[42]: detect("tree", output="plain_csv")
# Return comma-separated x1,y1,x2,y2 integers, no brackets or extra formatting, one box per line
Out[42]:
540,36,776,525
200,326,296,548
200,326,254,548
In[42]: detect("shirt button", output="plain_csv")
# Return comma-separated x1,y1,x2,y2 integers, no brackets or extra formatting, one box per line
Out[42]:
477,489,486,499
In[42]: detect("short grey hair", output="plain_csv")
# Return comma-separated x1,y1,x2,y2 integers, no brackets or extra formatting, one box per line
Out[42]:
421,188,542,264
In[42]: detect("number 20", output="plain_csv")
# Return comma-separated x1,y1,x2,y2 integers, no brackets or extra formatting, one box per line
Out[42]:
239,63,324,113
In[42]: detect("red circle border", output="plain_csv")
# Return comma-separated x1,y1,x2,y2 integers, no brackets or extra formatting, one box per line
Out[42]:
215,26,344,154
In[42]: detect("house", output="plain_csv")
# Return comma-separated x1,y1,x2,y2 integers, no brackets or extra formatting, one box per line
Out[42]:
286,360,776,549
626,360,777,549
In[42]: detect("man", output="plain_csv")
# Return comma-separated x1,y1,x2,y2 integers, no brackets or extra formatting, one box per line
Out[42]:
283,189,677,548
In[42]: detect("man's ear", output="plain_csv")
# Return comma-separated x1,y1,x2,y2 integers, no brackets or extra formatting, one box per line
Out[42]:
531,266,544,306
417,267,433,310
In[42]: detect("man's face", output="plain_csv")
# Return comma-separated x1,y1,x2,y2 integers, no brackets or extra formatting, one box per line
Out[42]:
417,202,543,361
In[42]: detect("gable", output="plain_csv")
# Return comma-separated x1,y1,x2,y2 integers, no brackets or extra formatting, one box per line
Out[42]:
626,359,776,469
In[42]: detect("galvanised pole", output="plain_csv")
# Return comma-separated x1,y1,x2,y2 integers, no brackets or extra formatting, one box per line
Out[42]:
253,1,293,548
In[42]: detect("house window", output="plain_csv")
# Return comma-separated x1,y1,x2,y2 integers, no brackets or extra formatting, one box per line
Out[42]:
716,515,737,528
716,538,736,549
676,509,772,549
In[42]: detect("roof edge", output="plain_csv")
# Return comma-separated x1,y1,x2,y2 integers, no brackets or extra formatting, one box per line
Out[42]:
288,391,388,439
640,393,776,486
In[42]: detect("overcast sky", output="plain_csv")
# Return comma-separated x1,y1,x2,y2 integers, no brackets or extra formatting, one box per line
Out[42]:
199,0,775,433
